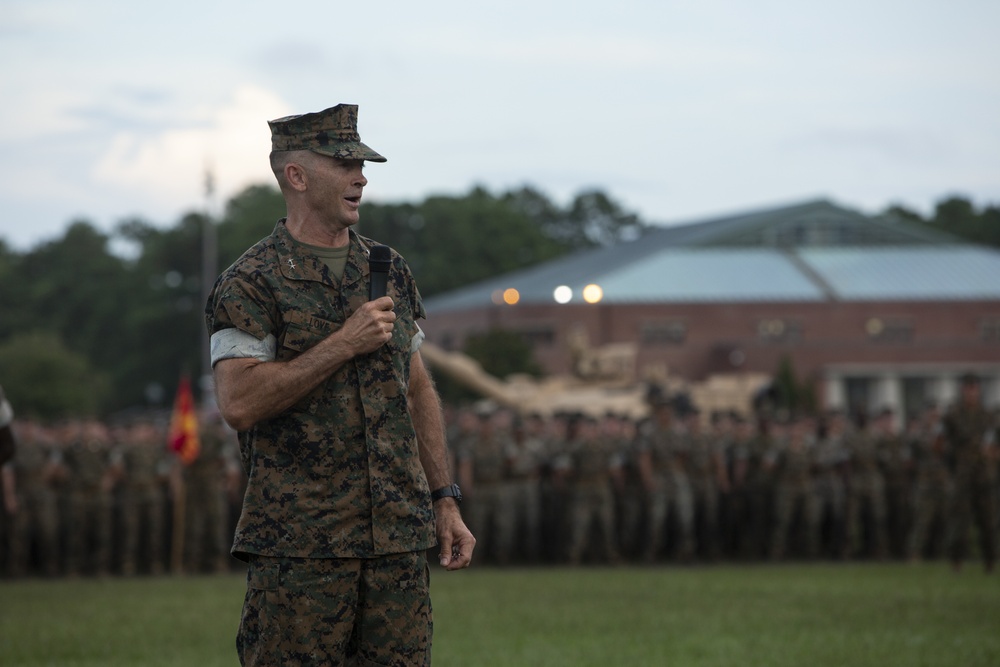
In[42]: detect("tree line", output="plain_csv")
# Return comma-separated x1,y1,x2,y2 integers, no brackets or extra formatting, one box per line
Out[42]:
0,187,995,419
0,185,645,418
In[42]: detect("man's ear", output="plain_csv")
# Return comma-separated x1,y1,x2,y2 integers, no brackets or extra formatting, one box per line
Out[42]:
285,161,308,192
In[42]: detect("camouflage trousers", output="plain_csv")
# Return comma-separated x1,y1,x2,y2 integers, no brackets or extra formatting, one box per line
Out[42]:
770,482,821,559
946,472,997,568
907,477,950,560
844,474,887,558
6,486,60,576
238,552,432,667
644,473,694,561
690,478,720,560
566,482,619,564
65,488,112,576
121,485,165,576
465,483,506,564
505,478,541,563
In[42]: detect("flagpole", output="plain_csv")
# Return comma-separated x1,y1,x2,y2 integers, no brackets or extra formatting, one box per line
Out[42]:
168,374,201,575
201,162,218,408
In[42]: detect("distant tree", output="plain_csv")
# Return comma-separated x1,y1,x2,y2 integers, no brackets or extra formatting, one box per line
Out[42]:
772,355,816,416
0,331,111,419
217,184,287,268
566,189,648,247
360,186,567,296
885,195,1000,248
883,204,924,225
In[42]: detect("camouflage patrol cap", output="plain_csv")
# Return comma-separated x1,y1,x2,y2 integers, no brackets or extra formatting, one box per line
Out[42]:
268,104,387,162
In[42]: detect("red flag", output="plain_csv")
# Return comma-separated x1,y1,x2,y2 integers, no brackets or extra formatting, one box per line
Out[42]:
168,375,201,465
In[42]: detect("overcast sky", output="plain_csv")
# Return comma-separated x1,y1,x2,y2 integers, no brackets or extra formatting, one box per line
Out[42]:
1,0,997,251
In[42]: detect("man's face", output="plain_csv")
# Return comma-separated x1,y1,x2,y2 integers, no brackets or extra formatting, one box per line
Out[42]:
961,381,980,406
305,155,368,229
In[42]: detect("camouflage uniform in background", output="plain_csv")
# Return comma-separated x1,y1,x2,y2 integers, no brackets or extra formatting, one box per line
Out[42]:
843,428,889,559
882,429,913,560
812,417,849,559
738,422,776,560
506,414,545,563
723,417,753,559
615,420,646,560
565,415,622,565
538,414,571,563
183,415,234,573
120,420,169,576
207,217,437,665
63,419,115,576
941,389,997,571
685,415,727,561
769,422,821,560
4,420,61,576
907,408,951,561
638,406,694,562
458,411,512,564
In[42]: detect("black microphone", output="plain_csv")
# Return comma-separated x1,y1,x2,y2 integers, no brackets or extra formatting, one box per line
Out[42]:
368,245,391,300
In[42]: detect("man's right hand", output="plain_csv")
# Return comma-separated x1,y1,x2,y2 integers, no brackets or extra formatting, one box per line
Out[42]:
338,296,396,356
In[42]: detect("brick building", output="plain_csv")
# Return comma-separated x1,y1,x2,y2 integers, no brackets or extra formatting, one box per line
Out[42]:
421,199,1000,419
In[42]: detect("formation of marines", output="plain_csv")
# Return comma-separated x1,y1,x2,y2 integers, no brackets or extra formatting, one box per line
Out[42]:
2,375,996,576
0,411,243,578
451,375,998,572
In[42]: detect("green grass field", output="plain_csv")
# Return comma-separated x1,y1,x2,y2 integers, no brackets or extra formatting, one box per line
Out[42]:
2,563,998,666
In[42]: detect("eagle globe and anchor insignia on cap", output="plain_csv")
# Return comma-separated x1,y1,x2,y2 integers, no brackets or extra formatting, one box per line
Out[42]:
268,104,387,162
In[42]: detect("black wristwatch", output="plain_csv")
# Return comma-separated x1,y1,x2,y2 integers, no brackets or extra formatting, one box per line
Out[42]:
430,483,463,505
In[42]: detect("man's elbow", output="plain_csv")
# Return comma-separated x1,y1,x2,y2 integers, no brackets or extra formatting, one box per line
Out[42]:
219,407,253,433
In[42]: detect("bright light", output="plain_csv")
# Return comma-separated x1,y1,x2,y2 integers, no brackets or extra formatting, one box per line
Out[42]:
582,283,603,304
503,288,520,305
553,285,573,304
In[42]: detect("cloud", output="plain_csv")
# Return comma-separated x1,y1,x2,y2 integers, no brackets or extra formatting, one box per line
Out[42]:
92,85,292,210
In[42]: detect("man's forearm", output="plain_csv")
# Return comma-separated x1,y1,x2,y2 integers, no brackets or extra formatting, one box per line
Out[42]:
407,351,452,490
215,334,357,431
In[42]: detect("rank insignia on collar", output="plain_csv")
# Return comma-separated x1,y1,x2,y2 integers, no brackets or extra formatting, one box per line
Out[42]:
287,259,296,270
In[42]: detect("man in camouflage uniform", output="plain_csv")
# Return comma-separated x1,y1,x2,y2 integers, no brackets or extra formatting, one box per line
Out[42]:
3,419,62,576
507,412,546,563
63,418,116,577
768,415,821,560
942,374,997,573
207,104,474,666
637,396,694,562
613,414,645,560
907,403,951,561
564,413,623,565
843,413,889,559
457,406,514,565
119,418,170,576
813,410,850,559
734,416,777,560
684,409,728,561
183,410,236,573
873,408,913,558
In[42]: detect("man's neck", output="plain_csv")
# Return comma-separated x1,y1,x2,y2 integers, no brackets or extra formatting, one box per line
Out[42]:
284,212,351,248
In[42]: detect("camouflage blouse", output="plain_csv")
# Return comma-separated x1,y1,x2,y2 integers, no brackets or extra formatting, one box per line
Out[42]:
206,221,435,560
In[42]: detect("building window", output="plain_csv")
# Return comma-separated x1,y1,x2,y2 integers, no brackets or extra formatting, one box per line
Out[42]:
757,318,801,343
516,327,555,346
866,317,913,343
982,318,1000,343
640,320,687,345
